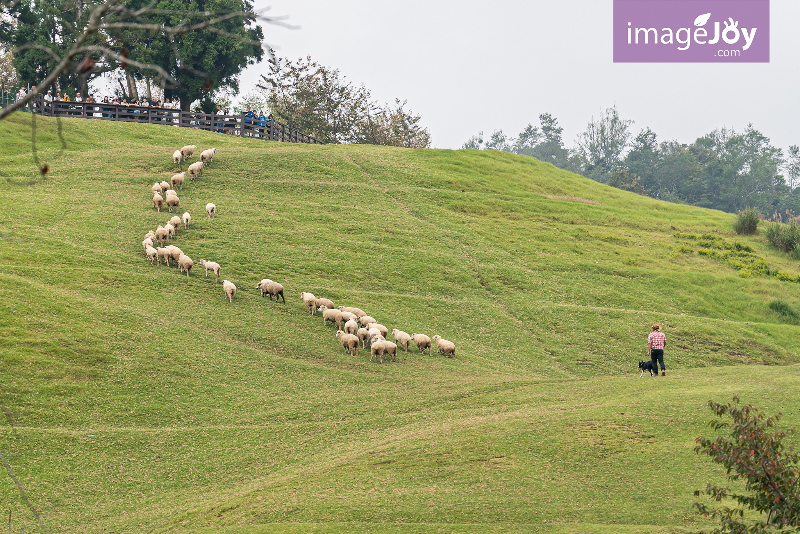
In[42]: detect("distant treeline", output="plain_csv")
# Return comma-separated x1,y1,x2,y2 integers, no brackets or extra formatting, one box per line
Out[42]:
463,107,800,217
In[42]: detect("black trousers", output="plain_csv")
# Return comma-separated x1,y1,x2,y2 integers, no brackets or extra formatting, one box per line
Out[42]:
650,349,665,371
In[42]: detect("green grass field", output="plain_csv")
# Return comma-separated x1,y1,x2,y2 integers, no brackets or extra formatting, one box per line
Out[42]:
1,112,799,533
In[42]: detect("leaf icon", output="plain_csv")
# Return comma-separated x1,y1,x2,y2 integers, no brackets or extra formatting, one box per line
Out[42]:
694,13,711,26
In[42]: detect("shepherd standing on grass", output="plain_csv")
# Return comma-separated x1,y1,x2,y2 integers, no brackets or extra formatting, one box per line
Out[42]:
648,324,666,377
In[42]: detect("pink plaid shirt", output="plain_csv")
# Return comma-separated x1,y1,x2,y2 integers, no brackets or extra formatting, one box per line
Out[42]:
648,331,666,350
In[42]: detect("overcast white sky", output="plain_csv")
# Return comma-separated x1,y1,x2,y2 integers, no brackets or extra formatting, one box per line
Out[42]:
240,0,799,152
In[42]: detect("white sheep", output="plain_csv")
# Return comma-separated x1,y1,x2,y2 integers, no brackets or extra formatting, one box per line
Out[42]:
199,260,221,282
200,148,216,166
315,297,335,310
187,161,204,180
145,245,158,264
169,215,181,231
392,329,412,352
223,280,236,302
182,212,191,229
344,318,359,336
206,203,216,218
164,223,175,241
411,333,432,356
152,182,163,196
153,192,163,212
433,335,456,358
160,180,170,193
339,311,358,323
356,328,370,348
165,192,179,213
368,328,385,344
336,330,359,358
382,340,398,362
177,253,193,277
370,339,386,364
142,237,154,252
154,225,168,246
338,306,367,318
300,292,317,314
359,315,377,327
173,149,183,167
144,230,156,242
156,246,171,266
318,305,343,329
256,279,285,303
171,172,185,191
165,245,183,266
180,145,197,160
370,323,388,339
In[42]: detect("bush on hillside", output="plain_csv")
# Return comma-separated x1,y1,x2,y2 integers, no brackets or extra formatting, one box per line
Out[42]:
764,221,800,253
694,395,800,533
768,300,799,323
733,207,760,235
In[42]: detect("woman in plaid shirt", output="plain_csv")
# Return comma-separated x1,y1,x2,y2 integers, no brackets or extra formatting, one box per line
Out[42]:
648,324,666,376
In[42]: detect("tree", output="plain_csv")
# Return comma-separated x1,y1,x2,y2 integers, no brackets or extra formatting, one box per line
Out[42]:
461,131,484,150
575,105,633,183
786,145,800,191
0,46,18,94
0,0,274,119
694,395,800,533
257,53,430,147
484,129,510,151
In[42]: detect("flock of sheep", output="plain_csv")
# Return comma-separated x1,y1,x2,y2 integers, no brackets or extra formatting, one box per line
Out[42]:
140,144,456,364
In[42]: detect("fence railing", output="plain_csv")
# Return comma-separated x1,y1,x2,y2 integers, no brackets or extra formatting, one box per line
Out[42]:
22,97,324,144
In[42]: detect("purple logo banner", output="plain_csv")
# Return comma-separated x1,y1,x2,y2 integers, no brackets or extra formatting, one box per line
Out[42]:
614,0,770,62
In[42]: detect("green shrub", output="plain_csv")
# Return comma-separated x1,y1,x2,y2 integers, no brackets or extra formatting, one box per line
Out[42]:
733,207,760,235
765,221,800,253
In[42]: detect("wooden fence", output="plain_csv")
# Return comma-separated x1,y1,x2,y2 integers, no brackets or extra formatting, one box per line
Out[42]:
26,97,324,144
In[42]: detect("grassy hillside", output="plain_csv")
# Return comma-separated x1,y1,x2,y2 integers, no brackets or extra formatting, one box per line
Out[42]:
1,112,799,533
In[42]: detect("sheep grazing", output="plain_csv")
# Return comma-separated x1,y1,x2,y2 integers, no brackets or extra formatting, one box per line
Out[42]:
169,215,181,231
368,328,384,344
344,318,359,336
180,145,197,160
359,315,377,328
339,311,358,323
152,182,163,196
315,297,335,310
206,203,216,218
142,237,154,252
187,161,204,180
200,148,216,166
165,245,183,266
356,328,370,348
300,292,317,314
318,305,343,329
145,245,158,264
171,172,185,191
182,212,191,229
411,333,432,356
165,192,179,213
370,323,389,339
199,260,221,282
392,329,412,352
223,280,236,302
433,335,456,358
256,279,285,303
164,223,175,241
154,226,168,246
383,340,398,362
144,230,156,242
160,181,170,193
370,339,386,364
338,306,367,318
336,330,360,358
173,149,183,167
156,246,171,266
153,192,163,212
177,253,193,277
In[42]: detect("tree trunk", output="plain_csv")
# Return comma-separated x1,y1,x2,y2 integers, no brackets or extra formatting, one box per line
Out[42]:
145,77,152,101
126,71,138,101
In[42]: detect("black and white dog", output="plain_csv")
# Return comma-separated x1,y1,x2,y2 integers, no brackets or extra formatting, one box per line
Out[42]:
638,360,658,377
